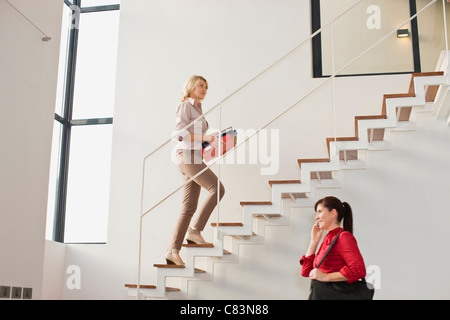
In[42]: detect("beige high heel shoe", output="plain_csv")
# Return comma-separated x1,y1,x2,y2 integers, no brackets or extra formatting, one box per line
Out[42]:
165,248,185,266
186,227,211,245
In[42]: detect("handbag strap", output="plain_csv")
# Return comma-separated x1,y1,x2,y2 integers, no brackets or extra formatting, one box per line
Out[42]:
316,230,343,268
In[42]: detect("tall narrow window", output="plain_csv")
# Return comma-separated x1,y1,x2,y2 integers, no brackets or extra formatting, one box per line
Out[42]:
46,0,120,243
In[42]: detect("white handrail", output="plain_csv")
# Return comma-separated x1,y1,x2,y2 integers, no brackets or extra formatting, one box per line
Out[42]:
3,0,51,41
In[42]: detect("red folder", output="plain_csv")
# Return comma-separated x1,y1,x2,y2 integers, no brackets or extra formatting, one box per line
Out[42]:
202,128,237,162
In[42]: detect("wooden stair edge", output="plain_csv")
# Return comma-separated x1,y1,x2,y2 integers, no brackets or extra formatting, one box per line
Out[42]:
211,222,243,227
239,201,272,206
354,115,387,120
124,283,156,289
124,283,180,292
268,179,301,186
409,71,444,95
182,243,214,248
297,158,330,167
354,115,387,137
153,263,185,268
325,136,358,155
151,266,205,273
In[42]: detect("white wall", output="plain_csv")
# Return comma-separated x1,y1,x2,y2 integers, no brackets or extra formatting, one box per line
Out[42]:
0,0,63,299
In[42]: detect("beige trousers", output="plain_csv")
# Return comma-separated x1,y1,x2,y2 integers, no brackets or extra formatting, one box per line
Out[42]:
169,150,225,250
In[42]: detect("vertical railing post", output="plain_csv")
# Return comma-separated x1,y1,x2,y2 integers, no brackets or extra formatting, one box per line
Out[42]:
331,19,338,158
442,0,449,68
216,103,223,240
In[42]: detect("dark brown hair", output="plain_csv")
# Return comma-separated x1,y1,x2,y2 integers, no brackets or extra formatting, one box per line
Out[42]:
314,196,353,234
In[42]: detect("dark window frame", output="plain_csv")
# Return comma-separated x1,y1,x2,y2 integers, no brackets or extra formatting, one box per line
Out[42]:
52,0,118,243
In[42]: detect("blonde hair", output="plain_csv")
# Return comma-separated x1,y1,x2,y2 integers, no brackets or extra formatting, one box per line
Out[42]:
181,75,208,102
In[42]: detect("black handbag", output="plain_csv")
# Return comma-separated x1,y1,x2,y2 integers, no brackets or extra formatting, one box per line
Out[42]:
308,230,375,300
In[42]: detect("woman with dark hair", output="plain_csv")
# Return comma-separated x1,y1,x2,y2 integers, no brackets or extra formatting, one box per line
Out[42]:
299,196,369,299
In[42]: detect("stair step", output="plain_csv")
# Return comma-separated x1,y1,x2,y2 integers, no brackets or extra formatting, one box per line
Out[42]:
267,180,309,199
153,264,185,268
124,284,156,289
296,158,334,180
325,137,358,154
239,201,282,218
124,284,180,292
210,222,243,227
297,158,330,166
268,179,301,186
410,71,443,101
182,243,214,248
381,92,415,116
150,266,205,272
240,201,272,206
354,115,387,142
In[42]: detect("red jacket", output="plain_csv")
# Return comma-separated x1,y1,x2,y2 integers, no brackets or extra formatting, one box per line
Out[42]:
299,227,367,283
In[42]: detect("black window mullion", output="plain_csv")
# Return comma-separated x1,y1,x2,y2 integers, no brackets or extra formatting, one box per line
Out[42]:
311,0,322,78
53,0,81,242
410,0,421,72
71,118,113,126
81,4,120,13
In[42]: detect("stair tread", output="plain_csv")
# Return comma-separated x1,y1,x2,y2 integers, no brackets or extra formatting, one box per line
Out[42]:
297,158,330,166
409,71,444,98
153,264,185,268
354,115,387,120
124,284,180,292
268,179,301,186
326,137,358,155
124,283,156,289
240,201,272,206
211,222,243,227
182,243,214,248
